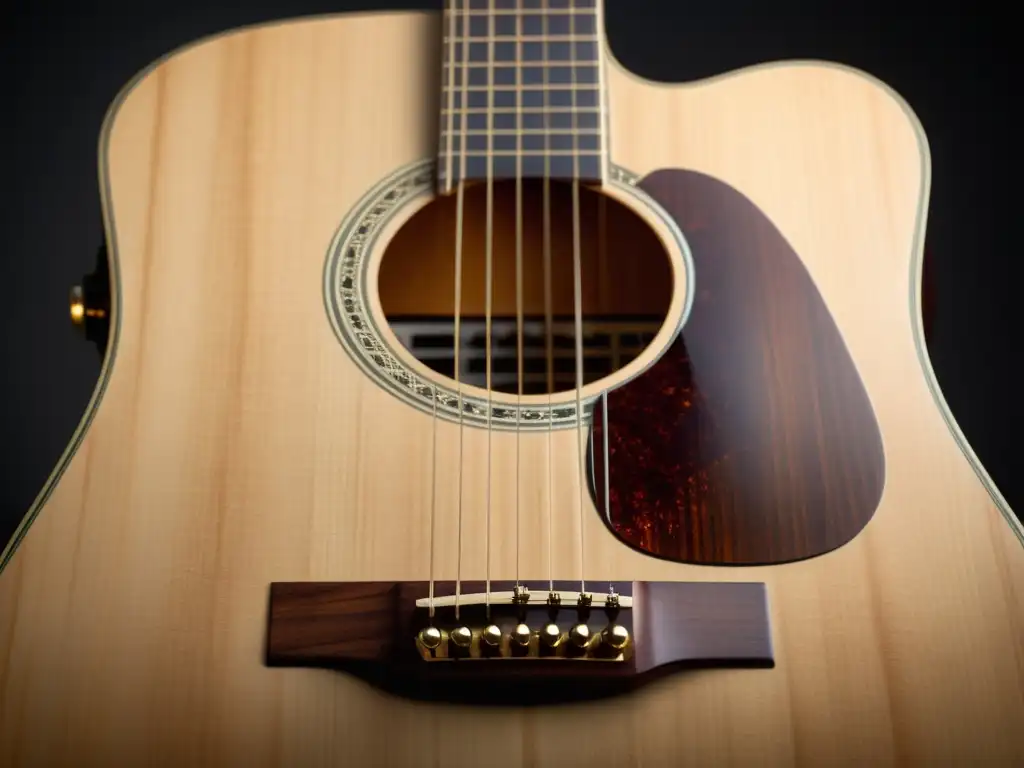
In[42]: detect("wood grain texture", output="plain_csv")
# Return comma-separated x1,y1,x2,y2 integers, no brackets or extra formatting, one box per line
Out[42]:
1,10,1023,768
590,168,885,565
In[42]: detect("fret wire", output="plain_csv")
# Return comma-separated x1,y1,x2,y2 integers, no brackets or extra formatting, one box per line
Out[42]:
449,85,598,91
442,107,601,115
442,62,600,69
451,95,600,109
456,134,601,151
448,151,603,156
439,160,604,180
449,113,600,128
442,129,601,135
453,9,596,14
443,35,598,42
445,43,599,57
442,61,599,66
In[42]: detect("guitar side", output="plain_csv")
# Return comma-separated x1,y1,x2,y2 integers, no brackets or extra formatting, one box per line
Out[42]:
1,11,1022,768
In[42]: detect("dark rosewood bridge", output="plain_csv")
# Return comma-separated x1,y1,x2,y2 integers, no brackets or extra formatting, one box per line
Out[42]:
265,580,773,703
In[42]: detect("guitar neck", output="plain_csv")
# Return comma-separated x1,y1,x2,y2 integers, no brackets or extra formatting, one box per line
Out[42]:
438,0,607,191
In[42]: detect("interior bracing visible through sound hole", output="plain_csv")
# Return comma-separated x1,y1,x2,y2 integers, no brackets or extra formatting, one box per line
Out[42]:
378,179,674,396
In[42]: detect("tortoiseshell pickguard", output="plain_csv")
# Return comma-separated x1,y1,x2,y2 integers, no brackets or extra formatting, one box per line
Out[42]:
590,169,885,565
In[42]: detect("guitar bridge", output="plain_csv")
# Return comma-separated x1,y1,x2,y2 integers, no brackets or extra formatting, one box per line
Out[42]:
265,580,773,704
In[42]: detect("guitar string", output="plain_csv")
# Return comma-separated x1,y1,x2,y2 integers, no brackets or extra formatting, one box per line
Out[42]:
598,0,610,589
589,182,605,489
445,1,602,610
596,0,612,593
484,0,496,615
430,0,460,620
429,383,439,618
570,9,588,599
453,0,470,622
543,0,555,595
599,197,612,532
514,0,525,591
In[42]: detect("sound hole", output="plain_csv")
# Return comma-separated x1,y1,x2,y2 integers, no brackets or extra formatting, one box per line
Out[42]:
378,179,673,396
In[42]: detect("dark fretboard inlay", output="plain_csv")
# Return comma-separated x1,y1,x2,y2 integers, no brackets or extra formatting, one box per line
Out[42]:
438,0,606,190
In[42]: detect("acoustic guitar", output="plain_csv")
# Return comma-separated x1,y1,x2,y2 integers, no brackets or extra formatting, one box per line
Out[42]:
2,2,1022,765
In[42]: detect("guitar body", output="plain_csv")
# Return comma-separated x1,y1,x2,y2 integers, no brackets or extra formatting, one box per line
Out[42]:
2,10,1023,766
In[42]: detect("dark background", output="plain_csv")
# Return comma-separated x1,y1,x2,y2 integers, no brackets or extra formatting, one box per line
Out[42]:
1,0,1019,550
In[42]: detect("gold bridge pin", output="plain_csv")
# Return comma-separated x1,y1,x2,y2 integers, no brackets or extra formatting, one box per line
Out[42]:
541,623,562,648
602,624,630,652
481,624,502,647
512,623,532,648
418,627,442,650
569,623,591,649
450,626,473,650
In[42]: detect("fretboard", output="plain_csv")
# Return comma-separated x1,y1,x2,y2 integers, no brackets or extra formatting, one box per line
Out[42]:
438,0,606,192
